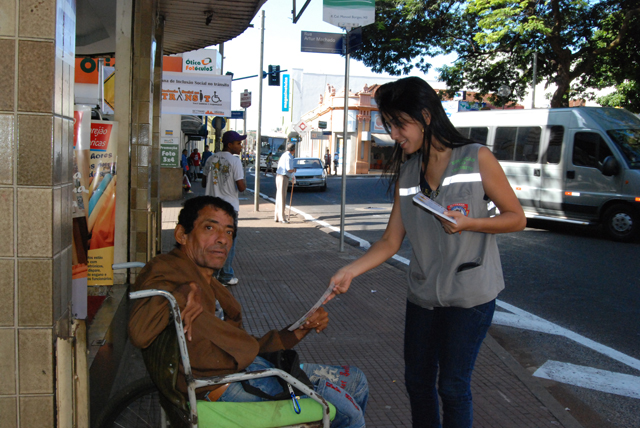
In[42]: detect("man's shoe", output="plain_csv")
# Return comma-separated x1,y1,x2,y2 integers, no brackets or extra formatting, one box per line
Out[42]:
223,277,239,286
279,220,289,224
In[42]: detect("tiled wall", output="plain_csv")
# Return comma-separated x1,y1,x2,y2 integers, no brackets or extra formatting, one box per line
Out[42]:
129,0,160,265
0,0,75,426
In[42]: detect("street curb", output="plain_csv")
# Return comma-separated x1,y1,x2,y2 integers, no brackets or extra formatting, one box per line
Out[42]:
484,335,584,428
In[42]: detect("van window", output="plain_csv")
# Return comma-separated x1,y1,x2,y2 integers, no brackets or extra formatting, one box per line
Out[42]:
572,132,613,169
494,127,541,162
457,127,489,145
546,126,564,164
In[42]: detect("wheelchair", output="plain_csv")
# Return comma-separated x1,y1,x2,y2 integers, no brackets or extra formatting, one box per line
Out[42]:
96,287,335,428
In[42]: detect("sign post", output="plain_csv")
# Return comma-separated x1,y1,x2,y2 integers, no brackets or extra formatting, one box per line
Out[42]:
321,0,376,252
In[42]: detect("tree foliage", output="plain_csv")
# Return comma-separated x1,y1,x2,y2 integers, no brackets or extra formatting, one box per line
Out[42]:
352,0,640,109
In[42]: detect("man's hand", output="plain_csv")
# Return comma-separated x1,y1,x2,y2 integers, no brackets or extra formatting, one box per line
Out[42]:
294,307,329,340
181,282,203,341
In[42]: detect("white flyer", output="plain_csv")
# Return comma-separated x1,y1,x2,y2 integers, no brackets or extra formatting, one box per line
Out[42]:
287,283,336,331
413,193,457,224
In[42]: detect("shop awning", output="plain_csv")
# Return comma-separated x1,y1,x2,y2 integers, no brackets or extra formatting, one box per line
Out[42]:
371,134,396,147
77,0,267,56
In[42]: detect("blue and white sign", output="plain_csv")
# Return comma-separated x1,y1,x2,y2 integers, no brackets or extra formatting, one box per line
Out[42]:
230,110,245,119
282,74,290,112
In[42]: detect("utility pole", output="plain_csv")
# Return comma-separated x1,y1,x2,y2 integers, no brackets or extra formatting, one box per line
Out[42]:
531,52,538,109
339,30,350,252
254,10,265,211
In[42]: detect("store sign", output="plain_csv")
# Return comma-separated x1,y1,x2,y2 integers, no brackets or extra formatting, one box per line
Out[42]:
182,48,221,74
323,0,375,30
161,71,232,116
282,74,290,112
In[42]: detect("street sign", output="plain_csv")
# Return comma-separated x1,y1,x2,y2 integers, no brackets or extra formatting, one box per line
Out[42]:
293,121,308,133
323,0,375,30
318,121,327,129
282,74,290,112
310,131,329,140
301,31,344,54
230,110,244,119
240,90,251,108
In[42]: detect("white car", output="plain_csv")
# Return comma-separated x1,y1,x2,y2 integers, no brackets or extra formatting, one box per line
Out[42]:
291,158,327,191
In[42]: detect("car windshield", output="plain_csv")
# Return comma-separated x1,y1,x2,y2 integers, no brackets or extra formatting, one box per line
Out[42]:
296,159,322,169
607,129,640,169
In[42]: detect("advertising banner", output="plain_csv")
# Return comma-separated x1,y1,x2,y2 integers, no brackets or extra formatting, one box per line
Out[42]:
72,105,91,319
323,0,375,30
182,48,221,74
282,74,290,112
161,71,232,116
161,137,180,167
87,121,118,286
370,111,386,133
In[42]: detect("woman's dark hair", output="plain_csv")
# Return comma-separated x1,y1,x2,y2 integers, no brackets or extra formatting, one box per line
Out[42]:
177,196,237,244
374,77,474,192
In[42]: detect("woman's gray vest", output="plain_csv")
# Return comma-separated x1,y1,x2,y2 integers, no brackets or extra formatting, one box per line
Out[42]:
398,143,504,309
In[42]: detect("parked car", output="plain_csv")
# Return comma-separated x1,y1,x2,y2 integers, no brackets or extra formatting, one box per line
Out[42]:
291,158,327,191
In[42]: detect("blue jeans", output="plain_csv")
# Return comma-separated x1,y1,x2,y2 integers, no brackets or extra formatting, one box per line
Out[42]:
404,299,495,428
215,356,368,428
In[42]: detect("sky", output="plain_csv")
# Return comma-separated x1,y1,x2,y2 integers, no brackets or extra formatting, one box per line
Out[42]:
220,0,456,133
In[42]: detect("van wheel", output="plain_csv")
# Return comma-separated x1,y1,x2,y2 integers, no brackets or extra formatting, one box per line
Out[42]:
603,204,638,242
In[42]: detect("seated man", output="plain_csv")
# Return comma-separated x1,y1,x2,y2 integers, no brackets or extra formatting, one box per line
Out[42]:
129,196,368,428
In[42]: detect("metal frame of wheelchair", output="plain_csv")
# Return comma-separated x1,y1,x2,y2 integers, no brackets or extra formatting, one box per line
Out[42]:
129,289,333,428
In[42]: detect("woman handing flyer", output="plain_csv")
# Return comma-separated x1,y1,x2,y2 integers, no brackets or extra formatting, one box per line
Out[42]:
325,77,525,428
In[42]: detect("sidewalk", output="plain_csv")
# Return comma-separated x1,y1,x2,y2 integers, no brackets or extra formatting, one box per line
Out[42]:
157,184,583,428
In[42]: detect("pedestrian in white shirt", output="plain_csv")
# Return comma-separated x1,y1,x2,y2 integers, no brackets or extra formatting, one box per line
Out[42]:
274,143,296,223
202,131,246,286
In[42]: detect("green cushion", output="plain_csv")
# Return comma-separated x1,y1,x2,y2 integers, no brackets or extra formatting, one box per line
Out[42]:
196,398,336,428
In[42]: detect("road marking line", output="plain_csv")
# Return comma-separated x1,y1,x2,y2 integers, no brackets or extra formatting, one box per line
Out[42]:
494,302,640,372
533,360,640,399
246,190,640,382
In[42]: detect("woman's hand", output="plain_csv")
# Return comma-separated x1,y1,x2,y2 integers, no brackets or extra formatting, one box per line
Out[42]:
323,268,355,304
438,210,472,235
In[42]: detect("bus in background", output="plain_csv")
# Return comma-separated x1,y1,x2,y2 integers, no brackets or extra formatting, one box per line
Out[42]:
259,134,287,171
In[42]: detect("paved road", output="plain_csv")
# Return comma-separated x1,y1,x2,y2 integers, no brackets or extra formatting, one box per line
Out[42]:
247,172,640,428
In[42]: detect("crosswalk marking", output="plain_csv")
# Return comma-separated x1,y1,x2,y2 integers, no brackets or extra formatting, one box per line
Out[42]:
534,360,640,399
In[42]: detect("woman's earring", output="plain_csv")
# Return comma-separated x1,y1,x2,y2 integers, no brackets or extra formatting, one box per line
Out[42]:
421,128,425,134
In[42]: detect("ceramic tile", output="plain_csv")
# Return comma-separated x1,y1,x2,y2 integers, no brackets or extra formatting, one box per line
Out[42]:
18,259,52,326
138,101,151,124
52,186,61,254
137,145,150,166
136,231,147,254
62,184,72,249
0,396,17,428
0,39,15,110
53,52,62,116
17,114,53,186
0,0,16,36
53,116,62,185
19,396,53,428
60,246,71,319
0,115,15,185
136,188,148,210
18,328,53,393
0,329,16,394
17,188,53,258
0,188,14,256
17,40,54,113
137,166,149,188
18,0,55,39
0,259,15,325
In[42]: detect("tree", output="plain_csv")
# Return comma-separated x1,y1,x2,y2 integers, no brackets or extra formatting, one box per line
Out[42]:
352,0,640,108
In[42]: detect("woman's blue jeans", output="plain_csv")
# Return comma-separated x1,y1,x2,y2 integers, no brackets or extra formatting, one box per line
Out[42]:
214,356,368,428
404,299,495,428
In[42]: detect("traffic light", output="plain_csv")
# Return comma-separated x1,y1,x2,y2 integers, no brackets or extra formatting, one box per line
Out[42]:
268,65,280,86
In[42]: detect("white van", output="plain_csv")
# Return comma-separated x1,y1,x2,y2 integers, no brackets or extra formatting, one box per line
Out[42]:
449,107,640,242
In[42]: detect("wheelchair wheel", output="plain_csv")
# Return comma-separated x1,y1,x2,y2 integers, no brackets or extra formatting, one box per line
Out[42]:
95,377,166,428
